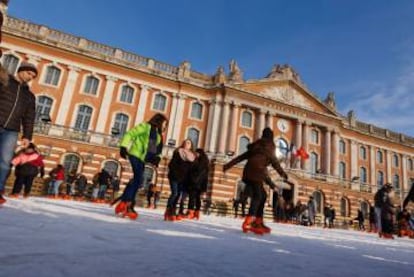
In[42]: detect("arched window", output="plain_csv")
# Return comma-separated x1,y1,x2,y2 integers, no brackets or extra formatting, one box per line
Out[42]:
339,140,346,154
63,154,80,182
241,111,253,128
238,136,250,154
153,94,166,111
310,152,318,174
393,174,400,191
393,154,399,167
113,113,129,136
377,171,384,188
275,138,289,160
2,54,19,74
376,150,383,163
360,167,367,183
311,130,319,144
312,190,323,214
340,197,349,217
43,65,61,86
120,85,134,103
74,105,93,131
35,96,53,121
408,159,413,171
360,201,370,219
339,162,346,179
359,146,367,160
84,75,99,95
103,160,120,177
190,102,203,120
188,128,200,148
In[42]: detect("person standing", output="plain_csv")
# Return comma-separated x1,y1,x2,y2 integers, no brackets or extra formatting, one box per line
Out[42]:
47,164,65,198
186,148,209,220
164,139,196,221
0,62,38,205
307,196,317,226
9,143,44,198
223,127,288,235
116,113,167,220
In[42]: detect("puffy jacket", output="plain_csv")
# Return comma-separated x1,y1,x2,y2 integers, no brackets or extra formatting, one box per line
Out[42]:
119,122,162,162
0,75,36,140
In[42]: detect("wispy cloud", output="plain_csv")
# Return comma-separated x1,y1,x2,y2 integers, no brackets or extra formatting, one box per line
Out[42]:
342,51,414,136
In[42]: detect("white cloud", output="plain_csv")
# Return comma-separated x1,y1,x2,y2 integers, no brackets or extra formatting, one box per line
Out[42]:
342,57,414,136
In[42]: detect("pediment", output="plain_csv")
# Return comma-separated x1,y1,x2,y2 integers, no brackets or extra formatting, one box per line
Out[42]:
239,80,338,116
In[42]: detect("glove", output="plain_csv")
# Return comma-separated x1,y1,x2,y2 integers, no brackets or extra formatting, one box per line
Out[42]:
120,147,128,159
151,156,161,167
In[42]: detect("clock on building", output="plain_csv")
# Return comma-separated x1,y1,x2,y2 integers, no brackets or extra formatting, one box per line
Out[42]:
277,119,289,133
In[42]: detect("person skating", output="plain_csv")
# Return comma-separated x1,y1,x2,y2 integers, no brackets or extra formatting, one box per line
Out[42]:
9,143,44,198
164,139,196,221
186,148,209,220
116,113,167,220
223,127,288,235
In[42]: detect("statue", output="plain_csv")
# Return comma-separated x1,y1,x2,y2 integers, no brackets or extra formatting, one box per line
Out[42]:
214,66,226,84
178,61,191,78
347,110,356,127
265,64,283,79
324,91,336,110
228,59,243,83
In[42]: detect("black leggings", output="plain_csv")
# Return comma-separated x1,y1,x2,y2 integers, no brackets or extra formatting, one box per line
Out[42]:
12,175,36,195
245,181,267,218
188,189,202,211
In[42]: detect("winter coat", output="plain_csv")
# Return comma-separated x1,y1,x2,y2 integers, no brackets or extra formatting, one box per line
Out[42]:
119,122,162,162
0,75,36,140
12,152,44,177
374,187,387,208
98,170,111,185
223,138,287,184
187,154,209,192
168,148,195,183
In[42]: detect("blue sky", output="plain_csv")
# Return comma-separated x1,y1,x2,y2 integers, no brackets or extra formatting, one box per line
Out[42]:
7,0,414,135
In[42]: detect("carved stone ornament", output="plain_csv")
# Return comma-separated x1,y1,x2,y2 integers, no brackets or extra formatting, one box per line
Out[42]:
262,87,312,109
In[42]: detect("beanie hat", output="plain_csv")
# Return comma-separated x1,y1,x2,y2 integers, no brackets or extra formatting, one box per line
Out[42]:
17,62,38,76
261,127,274,140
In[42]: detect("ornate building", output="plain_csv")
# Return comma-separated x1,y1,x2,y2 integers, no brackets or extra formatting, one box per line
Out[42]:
1,6,414,220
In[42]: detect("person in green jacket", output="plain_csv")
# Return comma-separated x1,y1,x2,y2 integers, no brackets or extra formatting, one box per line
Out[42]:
115,113,168,220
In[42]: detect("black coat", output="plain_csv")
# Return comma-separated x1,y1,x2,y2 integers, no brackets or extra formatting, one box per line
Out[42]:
0,76,36,140
168,149,193,183
187,155,209,192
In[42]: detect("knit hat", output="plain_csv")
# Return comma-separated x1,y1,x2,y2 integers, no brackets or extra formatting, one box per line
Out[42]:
261,127,274,140
17,62,38,77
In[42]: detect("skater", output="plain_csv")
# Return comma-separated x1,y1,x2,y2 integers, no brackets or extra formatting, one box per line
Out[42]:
403,181,414,209
97,169,111,202
355,209,365,231
223,127,288,235
307,196,317,226
115,113,167,220
381,184,395,239
374,183,393,237
165,139,196,221
0,62,38,205
9,143,44,198
186,148,209,220
47,164,65,198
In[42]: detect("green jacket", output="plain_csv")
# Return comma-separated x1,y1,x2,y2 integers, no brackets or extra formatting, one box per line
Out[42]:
119,122,162,162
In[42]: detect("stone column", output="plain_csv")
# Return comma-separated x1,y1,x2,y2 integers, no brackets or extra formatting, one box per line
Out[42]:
172,94,186,143
350,140,358,179
324,128,331,175
402,154,408,195
134,85,149,124
56,65,81,125
95,76,118,133
166,92,179,142
218,101,231,154
265,111,274,129
208,98,222,153
301,121,310,171
228,103,240,153
294,119,303,169
369,145,376,186
331,130,339,176
256,110,266,139
386,150,392,183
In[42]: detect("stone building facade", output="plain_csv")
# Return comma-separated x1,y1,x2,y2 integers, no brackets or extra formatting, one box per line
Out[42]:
1,6,414,220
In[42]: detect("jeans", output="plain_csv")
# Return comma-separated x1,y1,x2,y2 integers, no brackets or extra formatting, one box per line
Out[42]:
167,180,184,215
0,128,19,192
98,184,107,199
120,155,145,202
48,180,63,196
